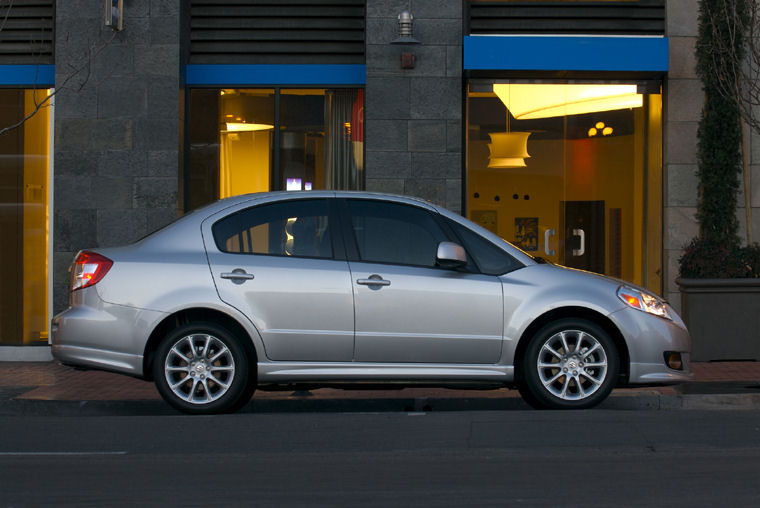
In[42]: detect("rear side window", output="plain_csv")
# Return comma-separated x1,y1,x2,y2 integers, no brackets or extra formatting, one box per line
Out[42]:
447,219,522,275
346,199,448,267
212,199,332,258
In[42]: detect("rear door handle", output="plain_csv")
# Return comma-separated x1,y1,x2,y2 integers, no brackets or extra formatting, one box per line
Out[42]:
221,269,255,284
357,274,391,287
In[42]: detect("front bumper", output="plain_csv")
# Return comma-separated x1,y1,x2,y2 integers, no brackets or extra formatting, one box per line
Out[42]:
609,306,694,384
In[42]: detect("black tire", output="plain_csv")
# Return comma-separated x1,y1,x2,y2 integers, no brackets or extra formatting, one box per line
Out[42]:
518,318,619,410
152,321,255,415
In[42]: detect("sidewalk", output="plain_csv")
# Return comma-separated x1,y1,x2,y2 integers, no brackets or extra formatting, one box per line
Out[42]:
0,360,759,413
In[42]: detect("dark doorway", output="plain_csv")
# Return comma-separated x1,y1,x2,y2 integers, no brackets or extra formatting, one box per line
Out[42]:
561,200,605,273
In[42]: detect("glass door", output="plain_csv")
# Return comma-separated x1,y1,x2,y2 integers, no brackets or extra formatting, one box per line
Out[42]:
466,82,662,292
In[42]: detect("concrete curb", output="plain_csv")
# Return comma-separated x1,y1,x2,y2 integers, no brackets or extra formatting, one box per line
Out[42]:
2,392,760,416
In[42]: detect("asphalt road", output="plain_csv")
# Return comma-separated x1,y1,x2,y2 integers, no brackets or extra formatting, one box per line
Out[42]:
1,409,760,507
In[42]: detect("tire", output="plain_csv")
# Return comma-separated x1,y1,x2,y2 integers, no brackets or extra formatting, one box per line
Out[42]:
518,318,619,410
152,322,255,415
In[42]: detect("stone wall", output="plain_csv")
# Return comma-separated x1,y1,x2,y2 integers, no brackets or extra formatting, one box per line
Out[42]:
364,0,463,213
53,0,180,313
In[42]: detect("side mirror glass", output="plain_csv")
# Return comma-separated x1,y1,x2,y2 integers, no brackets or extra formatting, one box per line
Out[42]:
436,241,467,269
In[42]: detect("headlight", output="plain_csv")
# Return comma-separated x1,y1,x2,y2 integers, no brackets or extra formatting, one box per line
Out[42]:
617,286,672,320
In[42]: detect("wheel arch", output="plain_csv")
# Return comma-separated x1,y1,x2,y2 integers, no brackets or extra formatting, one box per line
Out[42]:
142,307,258,381
513,306,630,386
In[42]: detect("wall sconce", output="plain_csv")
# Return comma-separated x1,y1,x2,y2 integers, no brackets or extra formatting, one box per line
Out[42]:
391,10,420,69
105,0,123,31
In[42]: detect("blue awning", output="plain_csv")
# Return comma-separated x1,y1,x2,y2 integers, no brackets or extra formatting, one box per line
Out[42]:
0,65,55,86
186,64,366,86
464,36,668,73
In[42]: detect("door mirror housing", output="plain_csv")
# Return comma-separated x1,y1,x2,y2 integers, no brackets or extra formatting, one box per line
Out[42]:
436,241,467,269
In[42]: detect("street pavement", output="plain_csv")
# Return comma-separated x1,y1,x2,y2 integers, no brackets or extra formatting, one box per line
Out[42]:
0,360,759,414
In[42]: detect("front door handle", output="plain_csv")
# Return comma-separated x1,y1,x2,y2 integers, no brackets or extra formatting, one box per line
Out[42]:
221,269,255,285
357,274,391,287
572,229,585,257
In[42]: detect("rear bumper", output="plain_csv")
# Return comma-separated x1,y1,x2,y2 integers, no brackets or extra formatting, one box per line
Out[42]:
51,287,166,378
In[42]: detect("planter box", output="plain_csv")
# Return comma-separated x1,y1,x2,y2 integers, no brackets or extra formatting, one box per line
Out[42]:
677,278,760,361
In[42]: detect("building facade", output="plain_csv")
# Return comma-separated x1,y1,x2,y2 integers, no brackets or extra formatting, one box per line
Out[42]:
0,0,754,354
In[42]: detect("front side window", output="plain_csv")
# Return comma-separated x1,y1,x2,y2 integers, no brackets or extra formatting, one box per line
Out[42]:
447,219,522,275
212,199,332,259
347,200,448,268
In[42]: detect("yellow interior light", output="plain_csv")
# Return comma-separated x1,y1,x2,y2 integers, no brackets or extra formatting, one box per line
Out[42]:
225,123,274,132
603,126,614,136
595,121,605,129
588,127,598,137
487,132,531,168
493,84,643,119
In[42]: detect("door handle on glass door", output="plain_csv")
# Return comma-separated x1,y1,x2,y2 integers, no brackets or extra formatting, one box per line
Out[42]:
572,229,585,256
544,229,556,256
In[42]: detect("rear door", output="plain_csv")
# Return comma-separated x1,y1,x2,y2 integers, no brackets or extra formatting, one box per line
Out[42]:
203,197,355,362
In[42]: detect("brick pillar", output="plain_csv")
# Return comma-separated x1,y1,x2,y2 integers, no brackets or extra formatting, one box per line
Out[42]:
365,1,463,213
53,0,181,313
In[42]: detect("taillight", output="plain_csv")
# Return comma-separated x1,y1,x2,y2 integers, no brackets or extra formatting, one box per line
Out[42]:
70,251,113,291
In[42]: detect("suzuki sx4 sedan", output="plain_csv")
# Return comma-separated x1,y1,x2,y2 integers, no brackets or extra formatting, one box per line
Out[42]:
52,192,692,413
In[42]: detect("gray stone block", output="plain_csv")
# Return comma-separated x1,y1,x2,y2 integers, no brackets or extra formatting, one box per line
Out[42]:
366,178,405,194
408,120,445,152
93,44,136,79
415,19,462,46
365,151,411,178
147,207,180,233
665,206,698,250
404,178,446,206
99,150,149,177
123,0,151,17
752,164,760,207
134,177,179,208
92,177,134,209
366,45,405,77
668,37,697,79
367,0,410,19
365,77,411,120
666,164,698,206
365,17,398,46
151,0,180,16
56,0,102,19
147,79,179,120
149,16,181,45
55,150,99,176
119,16,150,46
446,46,462,78
54,209,97,251
367,45,447,78
148,150,179,177
97,78,147,119
411,77,461,120
665,121,698,164
53,251,75,289
366,120,408,151
667,79,702,123
55,118,91,152
90,119,133,150
55,176,92,211
53,282,70,316
411,0,462,19
667,0,699,37
446,178,462,214
54,87,98,119
132,118,178,151
97,208,148,247
446,119,461,152
412,152,461,178
134,44,179,77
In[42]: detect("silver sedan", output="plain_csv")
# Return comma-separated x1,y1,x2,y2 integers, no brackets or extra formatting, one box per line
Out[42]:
51,191,692,413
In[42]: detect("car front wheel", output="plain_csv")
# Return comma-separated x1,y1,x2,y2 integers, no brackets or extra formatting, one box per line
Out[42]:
519,318,619,409
153,322,254,414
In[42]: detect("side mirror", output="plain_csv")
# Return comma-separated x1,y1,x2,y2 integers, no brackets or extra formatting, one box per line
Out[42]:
436,241,467,269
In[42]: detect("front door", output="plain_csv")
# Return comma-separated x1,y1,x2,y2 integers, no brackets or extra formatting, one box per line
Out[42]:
561,200,605,273
344,199,504,364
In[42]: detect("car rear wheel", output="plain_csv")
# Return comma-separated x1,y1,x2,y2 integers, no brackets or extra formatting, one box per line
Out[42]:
518,318,619,409
153,322,254,414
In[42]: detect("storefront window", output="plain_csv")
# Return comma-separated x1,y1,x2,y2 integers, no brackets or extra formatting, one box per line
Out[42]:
186,87,364,212
0,89,51,344
466,82,662,292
